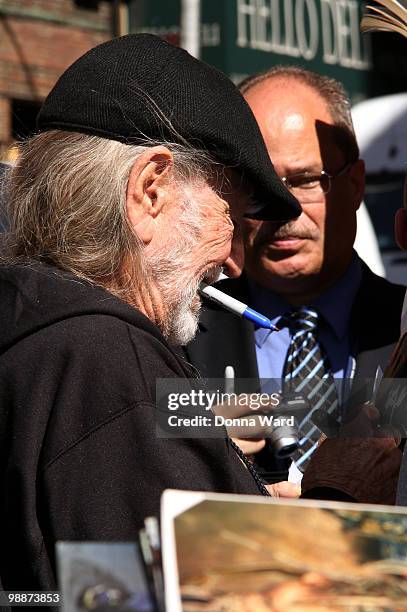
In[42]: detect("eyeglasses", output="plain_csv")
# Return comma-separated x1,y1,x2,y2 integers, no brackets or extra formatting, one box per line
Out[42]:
281,161,354,201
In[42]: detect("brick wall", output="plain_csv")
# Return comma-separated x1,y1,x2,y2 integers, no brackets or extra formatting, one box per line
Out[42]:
0,0,113,157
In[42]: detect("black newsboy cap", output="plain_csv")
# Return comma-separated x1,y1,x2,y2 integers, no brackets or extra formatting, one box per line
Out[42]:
37,33,300,222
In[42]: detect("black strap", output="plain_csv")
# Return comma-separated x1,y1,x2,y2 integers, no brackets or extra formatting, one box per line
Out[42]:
230,439,270,496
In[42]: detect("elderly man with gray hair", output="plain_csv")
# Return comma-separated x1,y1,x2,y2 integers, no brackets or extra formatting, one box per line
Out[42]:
0,34,300,590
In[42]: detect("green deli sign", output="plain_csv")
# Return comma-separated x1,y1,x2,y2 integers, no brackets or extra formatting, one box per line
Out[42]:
235,0,370,68
129,0,406,102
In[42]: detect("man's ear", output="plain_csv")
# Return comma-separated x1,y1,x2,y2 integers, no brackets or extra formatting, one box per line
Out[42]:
349,158,365,211
126,146,174,245
395,208,407,250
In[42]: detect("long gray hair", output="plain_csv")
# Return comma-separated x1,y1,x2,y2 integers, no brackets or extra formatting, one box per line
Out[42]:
4,130,212,304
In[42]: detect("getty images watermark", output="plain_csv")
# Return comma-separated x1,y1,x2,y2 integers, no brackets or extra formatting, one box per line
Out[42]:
167,389,283,424
155,378,299,438
156,376,407,440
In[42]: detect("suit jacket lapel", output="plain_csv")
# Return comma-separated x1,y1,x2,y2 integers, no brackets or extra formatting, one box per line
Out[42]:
351,263,404,382
345,263,404,409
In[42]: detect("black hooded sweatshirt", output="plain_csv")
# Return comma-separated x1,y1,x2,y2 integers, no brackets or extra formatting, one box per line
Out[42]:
0,262,260,590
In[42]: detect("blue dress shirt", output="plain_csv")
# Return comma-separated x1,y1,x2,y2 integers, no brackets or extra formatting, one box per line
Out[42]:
250,252,363,396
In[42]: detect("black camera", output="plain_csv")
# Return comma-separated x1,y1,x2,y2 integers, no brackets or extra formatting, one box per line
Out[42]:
262,393,310,459
252,394,310,484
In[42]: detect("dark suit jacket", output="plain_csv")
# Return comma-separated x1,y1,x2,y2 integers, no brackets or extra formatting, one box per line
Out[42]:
184,263,405,482
384,332,407,505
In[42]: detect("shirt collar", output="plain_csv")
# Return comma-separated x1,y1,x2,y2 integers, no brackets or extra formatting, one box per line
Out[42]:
248,250,362,343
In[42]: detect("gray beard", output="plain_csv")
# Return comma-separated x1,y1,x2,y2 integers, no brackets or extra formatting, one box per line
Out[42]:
166,275,202,346
144,188,223,345
166,265,222,346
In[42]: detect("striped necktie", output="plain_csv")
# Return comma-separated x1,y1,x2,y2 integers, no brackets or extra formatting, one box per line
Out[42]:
282,306,339,472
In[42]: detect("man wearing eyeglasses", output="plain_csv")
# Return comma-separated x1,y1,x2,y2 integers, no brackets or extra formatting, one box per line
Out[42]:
186,66,405,487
